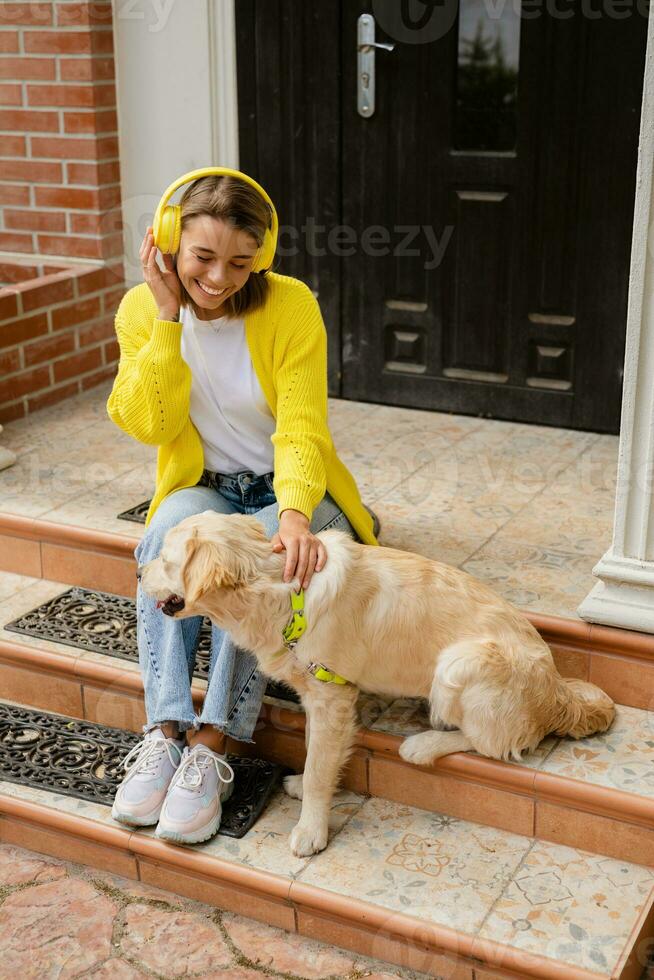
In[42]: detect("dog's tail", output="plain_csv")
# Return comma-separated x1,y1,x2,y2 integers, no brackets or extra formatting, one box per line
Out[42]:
550,677,616,739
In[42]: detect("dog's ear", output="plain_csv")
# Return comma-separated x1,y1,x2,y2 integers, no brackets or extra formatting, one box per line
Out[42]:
181,531,253,605
181,531,210,606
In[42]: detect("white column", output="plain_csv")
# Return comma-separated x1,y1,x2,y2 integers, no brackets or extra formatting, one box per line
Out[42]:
208,0,239,169
578,13,654,633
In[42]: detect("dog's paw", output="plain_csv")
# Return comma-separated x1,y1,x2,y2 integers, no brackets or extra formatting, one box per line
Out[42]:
399,731,439,766
283,773,304,800
289,821,328,857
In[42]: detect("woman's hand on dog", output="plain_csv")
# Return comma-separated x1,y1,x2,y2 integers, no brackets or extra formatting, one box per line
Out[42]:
272,510,327,589
140,224,182,320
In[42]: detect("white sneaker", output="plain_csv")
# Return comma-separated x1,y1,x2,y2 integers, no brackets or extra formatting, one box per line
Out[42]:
111,728,185,827
155,744,235,845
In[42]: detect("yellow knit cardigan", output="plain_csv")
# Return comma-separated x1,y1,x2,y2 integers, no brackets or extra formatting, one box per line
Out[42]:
106,272,378,545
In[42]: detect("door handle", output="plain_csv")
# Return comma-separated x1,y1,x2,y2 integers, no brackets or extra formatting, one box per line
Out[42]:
359,41,396,53
357,13,396,118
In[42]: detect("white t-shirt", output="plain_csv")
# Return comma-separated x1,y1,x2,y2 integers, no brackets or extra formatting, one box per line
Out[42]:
179,305,275,475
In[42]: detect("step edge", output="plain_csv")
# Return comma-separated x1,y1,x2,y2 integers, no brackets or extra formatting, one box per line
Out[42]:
356,728,536,796
0,637,207,699
358,727,537,795
469,934,607,980
611,882,654,980
533,772,654,828
371,746,654,831
0,511,139,559
0,636,86,678
0,789,612,980
530,612,593,648
289,881,607,980
0,791,292,903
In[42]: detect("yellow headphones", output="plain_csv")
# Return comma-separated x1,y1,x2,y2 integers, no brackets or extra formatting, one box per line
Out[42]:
152,166,278,274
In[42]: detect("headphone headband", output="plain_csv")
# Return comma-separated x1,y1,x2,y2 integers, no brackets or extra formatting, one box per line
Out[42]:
152,166,278,273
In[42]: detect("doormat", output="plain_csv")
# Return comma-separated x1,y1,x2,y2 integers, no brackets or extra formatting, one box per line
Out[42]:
4,586,300,704
0,701,285,838
117,499,149,524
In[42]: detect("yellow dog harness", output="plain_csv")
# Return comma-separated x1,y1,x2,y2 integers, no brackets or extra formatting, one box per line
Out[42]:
281,588,349,685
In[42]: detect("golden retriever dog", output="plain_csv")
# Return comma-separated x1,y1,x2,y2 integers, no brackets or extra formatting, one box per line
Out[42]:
138,511,615,857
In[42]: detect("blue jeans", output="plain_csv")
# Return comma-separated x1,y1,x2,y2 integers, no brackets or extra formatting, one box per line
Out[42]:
133,469,358,743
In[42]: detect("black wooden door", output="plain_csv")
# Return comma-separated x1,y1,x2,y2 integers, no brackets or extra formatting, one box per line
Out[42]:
236,1,647,433
235,2,344,392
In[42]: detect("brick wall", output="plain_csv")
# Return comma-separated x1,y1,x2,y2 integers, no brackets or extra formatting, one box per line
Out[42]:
0,257,122,421
0,1,125,423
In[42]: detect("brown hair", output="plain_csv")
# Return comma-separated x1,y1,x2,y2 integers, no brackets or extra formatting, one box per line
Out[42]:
174,174,274,319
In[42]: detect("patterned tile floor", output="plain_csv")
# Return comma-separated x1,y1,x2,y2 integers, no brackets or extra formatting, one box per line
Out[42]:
0,379,619,618
0,775,652,978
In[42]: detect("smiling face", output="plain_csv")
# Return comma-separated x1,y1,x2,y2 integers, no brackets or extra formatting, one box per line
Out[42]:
175,215,259,320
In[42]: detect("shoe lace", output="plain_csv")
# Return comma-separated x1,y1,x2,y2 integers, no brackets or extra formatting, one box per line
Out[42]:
121,736,182,777
175,747,235,792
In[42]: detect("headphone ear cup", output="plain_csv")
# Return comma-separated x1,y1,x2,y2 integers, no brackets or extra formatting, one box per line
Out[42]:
153,204,182,254
252,227,275,273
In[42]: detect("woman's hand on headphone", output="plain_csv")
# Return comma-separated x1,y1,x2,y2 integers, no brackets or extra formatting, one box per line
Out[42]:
140,225,182,320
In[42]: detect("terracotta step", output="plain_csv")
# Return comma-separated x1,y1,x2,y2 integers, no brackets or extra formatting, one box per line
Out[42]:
0,698,652,980
1,575,653,867
0,512,138,598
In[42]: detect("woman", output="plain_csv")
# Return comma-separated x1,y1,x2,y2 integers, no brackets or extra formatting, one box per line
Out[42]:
107,169,378,845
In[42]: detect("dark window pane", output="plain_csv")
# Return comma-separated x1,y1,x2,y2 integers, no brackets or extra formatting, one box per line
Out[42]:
455,1,521,152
